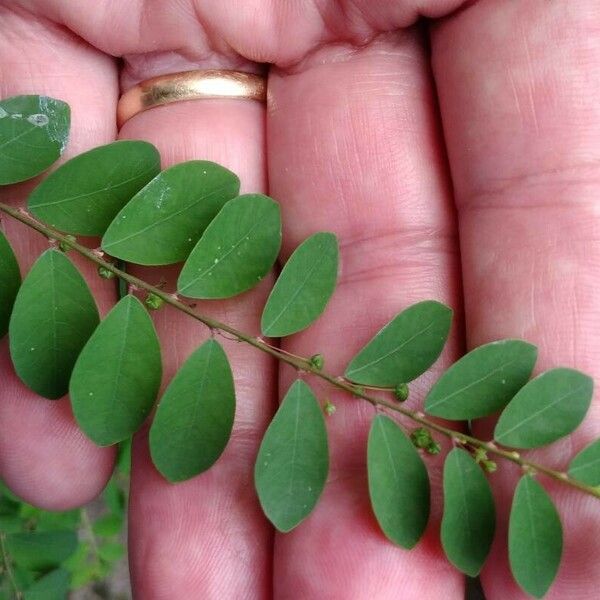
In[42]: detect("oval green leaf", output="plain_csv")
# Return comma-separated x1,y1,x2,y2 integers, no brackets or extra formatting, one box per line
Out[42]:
28,140,160,236
494,368,593,449
5,530,77,571
509,475,562,598
70,295,162,446
178,194,281,298
9,249,99,399
568,438,600,486
23,568,70,600
425,340,537,420
441,448,495,576
101,160,239,265
0,95,70,185
367,414,430,548
345,300,453,386
149,339,235,482
254,379,329,532
0,230,21,338
260,232,338,337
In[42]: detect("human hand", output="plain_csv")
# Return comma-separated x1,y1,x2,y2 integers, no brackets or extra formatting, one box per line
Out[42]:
0,1,598,598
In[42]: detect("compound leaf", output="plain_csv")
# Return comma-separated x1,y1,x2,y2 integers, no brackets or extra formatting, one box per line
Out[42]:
367,414,430,548
261,232,338,337
5,530,77,571
70,295,161,446
149,339,235,482
509,475,562,598
23,569,70,600
441,448,495,576
0,230,21,338
495,368,593,449
0,95,70,185
101,160,239,265
28,140,160,236
568,438,600,486
346,301,452,386
425,340,537,420
254,379,329,532
178,194,281,299
9,249,99,399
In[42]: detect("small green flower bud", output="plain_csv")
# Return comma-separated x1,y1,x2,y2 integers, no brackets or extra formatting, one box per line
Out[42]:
394,383,409,402
59,235,76,253
97,266,115,280
323,400,336,417
473,447,488,464
411,427,433,449
310,353,324,370
426,441,442,455
145,292,164,310
482,460,497,473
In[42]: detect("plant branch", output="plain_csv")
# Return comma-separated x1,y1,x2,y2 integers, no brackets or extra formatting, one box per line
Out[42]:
1,201,599,500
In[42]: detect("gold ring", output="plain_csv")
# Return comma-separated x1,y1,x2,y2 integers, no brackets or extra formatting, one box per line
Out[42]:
117,69,267,127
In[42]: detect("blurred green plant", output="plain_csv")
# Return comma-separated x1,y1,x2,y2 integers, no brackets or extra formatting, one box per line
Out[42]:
0,440,130,599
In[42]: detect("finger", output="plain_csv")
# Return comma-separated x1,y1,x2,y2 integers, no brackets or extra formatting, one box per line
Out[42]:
118,75,273,597
432,1,600,598
0,7,118,509
267,30,464,598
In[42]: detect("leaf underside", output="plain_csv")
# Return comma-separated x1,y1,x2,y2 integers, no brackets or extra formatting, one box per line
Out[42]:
425,339,537,420
70,295,162,446
367,414,430,549
178,193,282,299
346,300,453,387
28,140,160,236
149,339,235,482
0,230,21,338
508,475,563,598
441,448,495,576
261,232,338,337
0,95,70,185
254,379,329,532
101,160,239,265
9,249,99,399
494,368,593,449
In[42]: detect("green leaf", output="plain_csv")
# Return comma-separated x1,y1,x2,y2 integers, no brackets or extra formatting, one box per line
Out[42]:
568,438,600,486
509,475,562,598
367,414,430,548
149,339,235,482
425,340,537,420
101,161,239,265
28,140,160,236
494,368,593,449
441,448,495,576
254,380,329,532
70,295,161,446
92,513,123,537
97,541,125,563
5,530,77,571
0,95,70,185
34,509,80,532
0,230,21,338
9,249,99,399
345,301,453,386
178,194,281,299
261,232,338,337
24,569,70,600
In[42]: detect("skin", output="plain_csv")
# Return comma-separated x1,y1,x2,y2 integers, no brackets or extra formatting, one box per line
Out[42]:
0,0,599,597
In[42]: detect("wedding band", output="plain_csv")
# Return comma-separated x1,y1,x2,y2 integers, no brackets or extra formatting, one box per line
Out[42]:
117,69,267,126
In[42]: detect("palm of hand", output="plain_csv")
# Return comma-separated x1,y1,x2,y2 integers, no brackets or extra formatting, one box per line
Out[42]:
0,0,599,598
